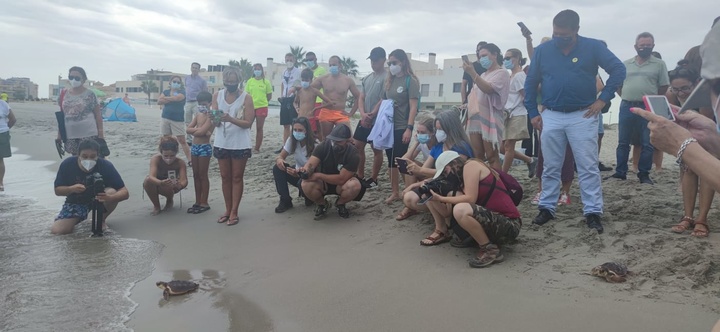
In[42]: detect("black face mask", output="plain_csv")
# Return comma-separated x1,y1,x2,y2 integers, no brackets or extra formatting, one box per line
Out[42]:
445,171,462,188
224,83,239,93
332,141,347,155
636,47,653,59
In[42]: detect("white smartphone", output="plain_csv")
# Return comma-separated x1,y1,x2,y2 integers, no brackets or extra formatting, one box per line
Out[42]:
643,95,676,121
168,170,177,180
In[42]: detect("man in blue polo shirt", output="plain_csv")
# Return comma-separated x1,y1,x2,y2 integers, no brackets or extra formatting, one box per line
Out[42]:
524,9,626,233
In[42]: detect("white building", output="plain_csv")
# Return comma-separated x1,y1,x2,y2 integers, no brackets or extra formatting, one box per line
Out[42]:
406,52,476,110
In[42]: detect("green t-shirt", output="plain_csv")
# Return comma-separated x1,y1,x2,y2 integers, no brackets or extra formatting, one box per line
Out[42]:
245,78,273,108
385,75,420,130
621,56,669,102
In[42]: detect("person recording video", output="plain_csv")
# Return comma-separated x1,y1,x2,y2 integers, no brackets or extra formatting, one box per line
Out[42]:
51,139,129,235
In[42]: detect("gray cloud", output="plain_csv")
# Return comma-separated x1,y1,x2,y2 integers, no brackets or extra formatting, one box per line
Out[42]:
0,0,716,97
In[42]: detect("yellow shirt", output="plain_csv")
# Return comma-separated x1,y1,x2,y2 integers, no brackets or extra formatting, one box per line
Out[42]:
0,93,7,101
312,66,328,103
245,78,272,108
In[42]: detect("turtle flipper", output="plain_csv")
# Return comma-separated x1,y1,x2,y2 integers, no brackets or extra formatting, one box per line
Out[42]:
163,289,170,301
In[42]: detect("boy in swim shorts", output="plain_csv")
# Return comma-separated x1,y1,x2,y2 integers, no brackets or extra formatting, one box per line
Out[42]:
294,69,332,140
185,91,214,213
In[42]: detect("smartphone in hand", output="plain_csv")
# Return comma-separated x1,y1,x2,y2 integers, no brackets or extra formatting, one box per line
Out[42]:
643,95,676,121
461,55,470,64
396,158,410,175
517,22,532,36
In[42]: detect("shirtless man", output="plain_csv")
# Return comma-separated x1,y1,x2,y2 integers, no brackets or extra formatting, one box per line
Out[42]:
294,69,333,129
312,55,360,140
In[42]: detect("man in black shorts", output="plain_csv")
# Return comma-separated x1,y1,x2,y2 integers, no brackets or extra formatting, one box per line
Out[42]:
300,124,365,220
354,47,388,189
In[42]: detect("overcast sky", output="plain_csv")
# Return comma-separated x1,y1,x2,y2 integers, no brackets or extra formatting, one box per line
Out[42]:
0,0,716,98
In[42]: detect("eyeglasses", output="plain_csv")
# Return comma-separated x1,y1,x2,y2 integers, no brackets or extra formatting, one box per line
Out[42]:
68,76,82,81
387,61,398,66
171,81,181,84
670,86,693,93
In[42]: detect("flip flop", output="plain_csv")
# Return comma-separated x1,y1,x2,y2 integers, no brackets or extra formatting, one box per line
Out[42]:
217,215,230,223
192,206,211,214
187,204,200,213
227,217,239,226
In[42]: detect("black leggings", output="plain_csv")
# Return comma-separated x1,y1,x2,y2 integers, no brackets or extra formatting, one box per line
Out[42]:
385,129,410,168
272,164,301,203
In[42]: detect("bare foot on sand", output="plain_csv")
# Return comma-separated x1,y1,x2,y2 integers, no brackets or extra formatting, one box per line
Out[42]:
151,206,162,216
163,199,174,211
385,193,400,204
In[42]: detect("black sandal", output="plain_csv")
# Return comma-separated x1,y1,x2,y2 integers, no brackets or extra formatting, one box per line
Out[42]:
187,204,200,213
192,206,211,214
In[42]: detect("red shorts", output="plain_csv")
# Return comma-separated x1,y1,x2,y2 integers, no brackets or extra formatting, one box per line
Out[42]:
255,107,268,117
309,103,322,132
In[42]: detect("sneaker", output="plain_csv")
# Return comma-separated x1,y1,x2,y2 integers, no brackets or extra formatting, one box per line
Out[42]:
606,173,626,180
363,178,378,189
586,214,604,234
598,162,613,172
558,192,571,206
531,192,541,205
532,209,555,225
314,198,331,220
638,173,654,185
336,203,350,218
527,157,538,178
274,200,293,213
468,244,504,268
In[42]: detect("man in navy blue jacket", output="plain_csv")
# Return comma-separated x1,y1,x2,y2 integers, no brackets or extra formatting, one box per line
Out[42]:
524,9,626,233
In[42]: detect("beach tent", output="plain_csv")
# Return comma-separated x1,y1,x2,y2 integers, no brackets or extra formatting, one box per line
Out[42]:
103,98,137,122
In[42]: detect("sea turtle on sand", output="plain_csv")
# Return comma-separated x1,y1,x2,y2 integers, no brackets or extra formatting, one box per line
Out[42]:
589,262,630,283
156,280,199,300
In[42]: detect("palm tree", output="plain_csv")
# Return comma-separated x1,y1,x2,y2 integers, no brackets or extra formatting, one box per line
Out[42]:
228,58,253,82
289,46,306,67
140,80,158,105
340,56,359,77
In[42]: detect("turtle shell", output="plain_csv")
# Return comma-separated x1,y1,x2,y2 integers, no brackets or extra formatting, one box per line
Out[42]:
591,262,629,283
166,280,199,294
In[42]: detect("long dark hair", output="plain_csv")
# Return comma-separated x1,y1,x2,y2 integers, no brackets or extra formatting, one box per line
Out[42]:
385,49,419,91
68,66,87,81
290,117,315,158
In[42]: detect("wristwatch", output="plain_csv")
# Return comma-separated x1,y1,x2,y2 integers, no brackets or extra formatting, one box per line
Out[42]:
406,125,414,130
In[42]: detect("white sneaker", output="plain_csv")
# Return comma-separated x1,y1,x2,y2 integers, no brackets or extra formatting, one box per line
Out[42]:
531,192,541,205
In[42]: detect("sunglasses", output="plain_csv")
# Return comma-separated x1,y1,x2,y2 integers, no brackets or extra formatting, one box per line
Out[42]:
172,81,181,84
68,76,82,81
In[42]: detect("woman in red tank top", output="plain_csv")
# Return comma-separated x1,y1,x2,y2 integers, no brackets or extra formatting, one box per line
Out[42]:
421,151,522,268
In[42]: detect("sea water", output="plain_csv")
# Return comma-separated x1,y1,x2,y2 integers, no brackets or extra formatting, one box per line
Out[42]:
0,148,163,331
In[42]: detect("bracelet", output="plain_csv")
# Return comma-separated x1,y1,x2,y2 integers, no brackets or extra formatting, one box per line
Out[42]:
675,138,698,169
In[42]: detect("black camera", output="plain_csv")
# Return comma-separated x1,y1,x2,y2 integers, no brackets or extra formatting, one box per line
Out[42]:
418,178,455,197
298,171,310,180
85,173,105,195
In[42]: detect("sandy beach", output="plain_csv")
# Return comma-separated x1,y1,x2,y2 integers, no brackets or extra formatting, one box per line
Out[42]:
3,101,720,331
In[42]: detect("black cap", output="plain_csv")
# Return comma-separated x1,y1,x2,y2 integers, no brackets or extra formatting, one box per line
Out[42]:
367,47,386,60
326,124,352,141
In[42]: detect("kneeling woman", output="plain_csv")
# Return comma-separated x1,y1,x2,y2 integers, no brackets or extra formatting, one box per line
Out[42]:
422,151,521,268
273,117,315,213
143,137,189,215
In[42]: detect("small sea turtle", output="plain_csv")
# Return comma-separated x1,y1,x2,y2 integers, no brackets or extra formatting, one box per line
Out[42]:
589,262,630,283
156,280,199,300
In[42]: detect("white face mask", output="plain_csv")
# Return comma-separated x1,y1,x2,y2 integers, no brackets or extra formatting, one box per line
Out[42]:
70,80,82,88
286,61,295,69
389,64,402,76
435,129,447,143
80,159,97,171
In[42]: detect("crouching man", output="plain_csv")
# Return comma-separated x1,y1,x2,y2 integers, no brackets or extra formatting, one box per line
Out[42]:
300,124,365,219
52,139,129,235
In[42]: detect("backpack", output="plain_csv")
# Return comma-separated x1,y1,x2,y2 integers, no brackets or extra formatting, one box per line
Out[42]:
479,168,524,206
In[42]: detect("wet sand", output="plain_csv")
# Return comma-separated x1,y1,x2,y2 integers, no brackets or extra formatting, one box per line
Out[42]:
5,101,720,331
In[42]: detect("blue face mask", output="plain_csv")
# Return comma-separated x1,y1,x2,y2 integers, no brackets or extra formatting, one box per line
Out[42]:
171,82,181,89
293,131,306,141
503,59,514,70
301,81,310,89
479,56,493,69
253,70,262,77
553,36,574,48
417,134,431,144
329,65,339,75
305,60,315,68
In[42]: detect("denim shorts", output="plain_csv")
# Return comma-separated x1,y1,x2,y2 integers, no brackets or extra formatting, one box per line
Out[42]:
213,147,252,160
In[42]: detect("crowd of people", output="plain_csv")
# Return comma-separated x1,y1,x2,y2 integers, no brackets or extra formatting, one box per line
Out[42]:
39,10,720,269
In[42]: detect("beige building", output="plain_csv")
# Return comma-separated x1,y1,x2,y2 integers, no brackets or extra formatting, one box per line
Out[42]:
1,77,39,101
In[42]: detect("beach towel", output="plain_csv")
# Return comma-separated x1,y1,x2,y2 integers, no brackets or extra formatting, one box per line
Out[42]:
466,68,510,148
368,99,395,150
